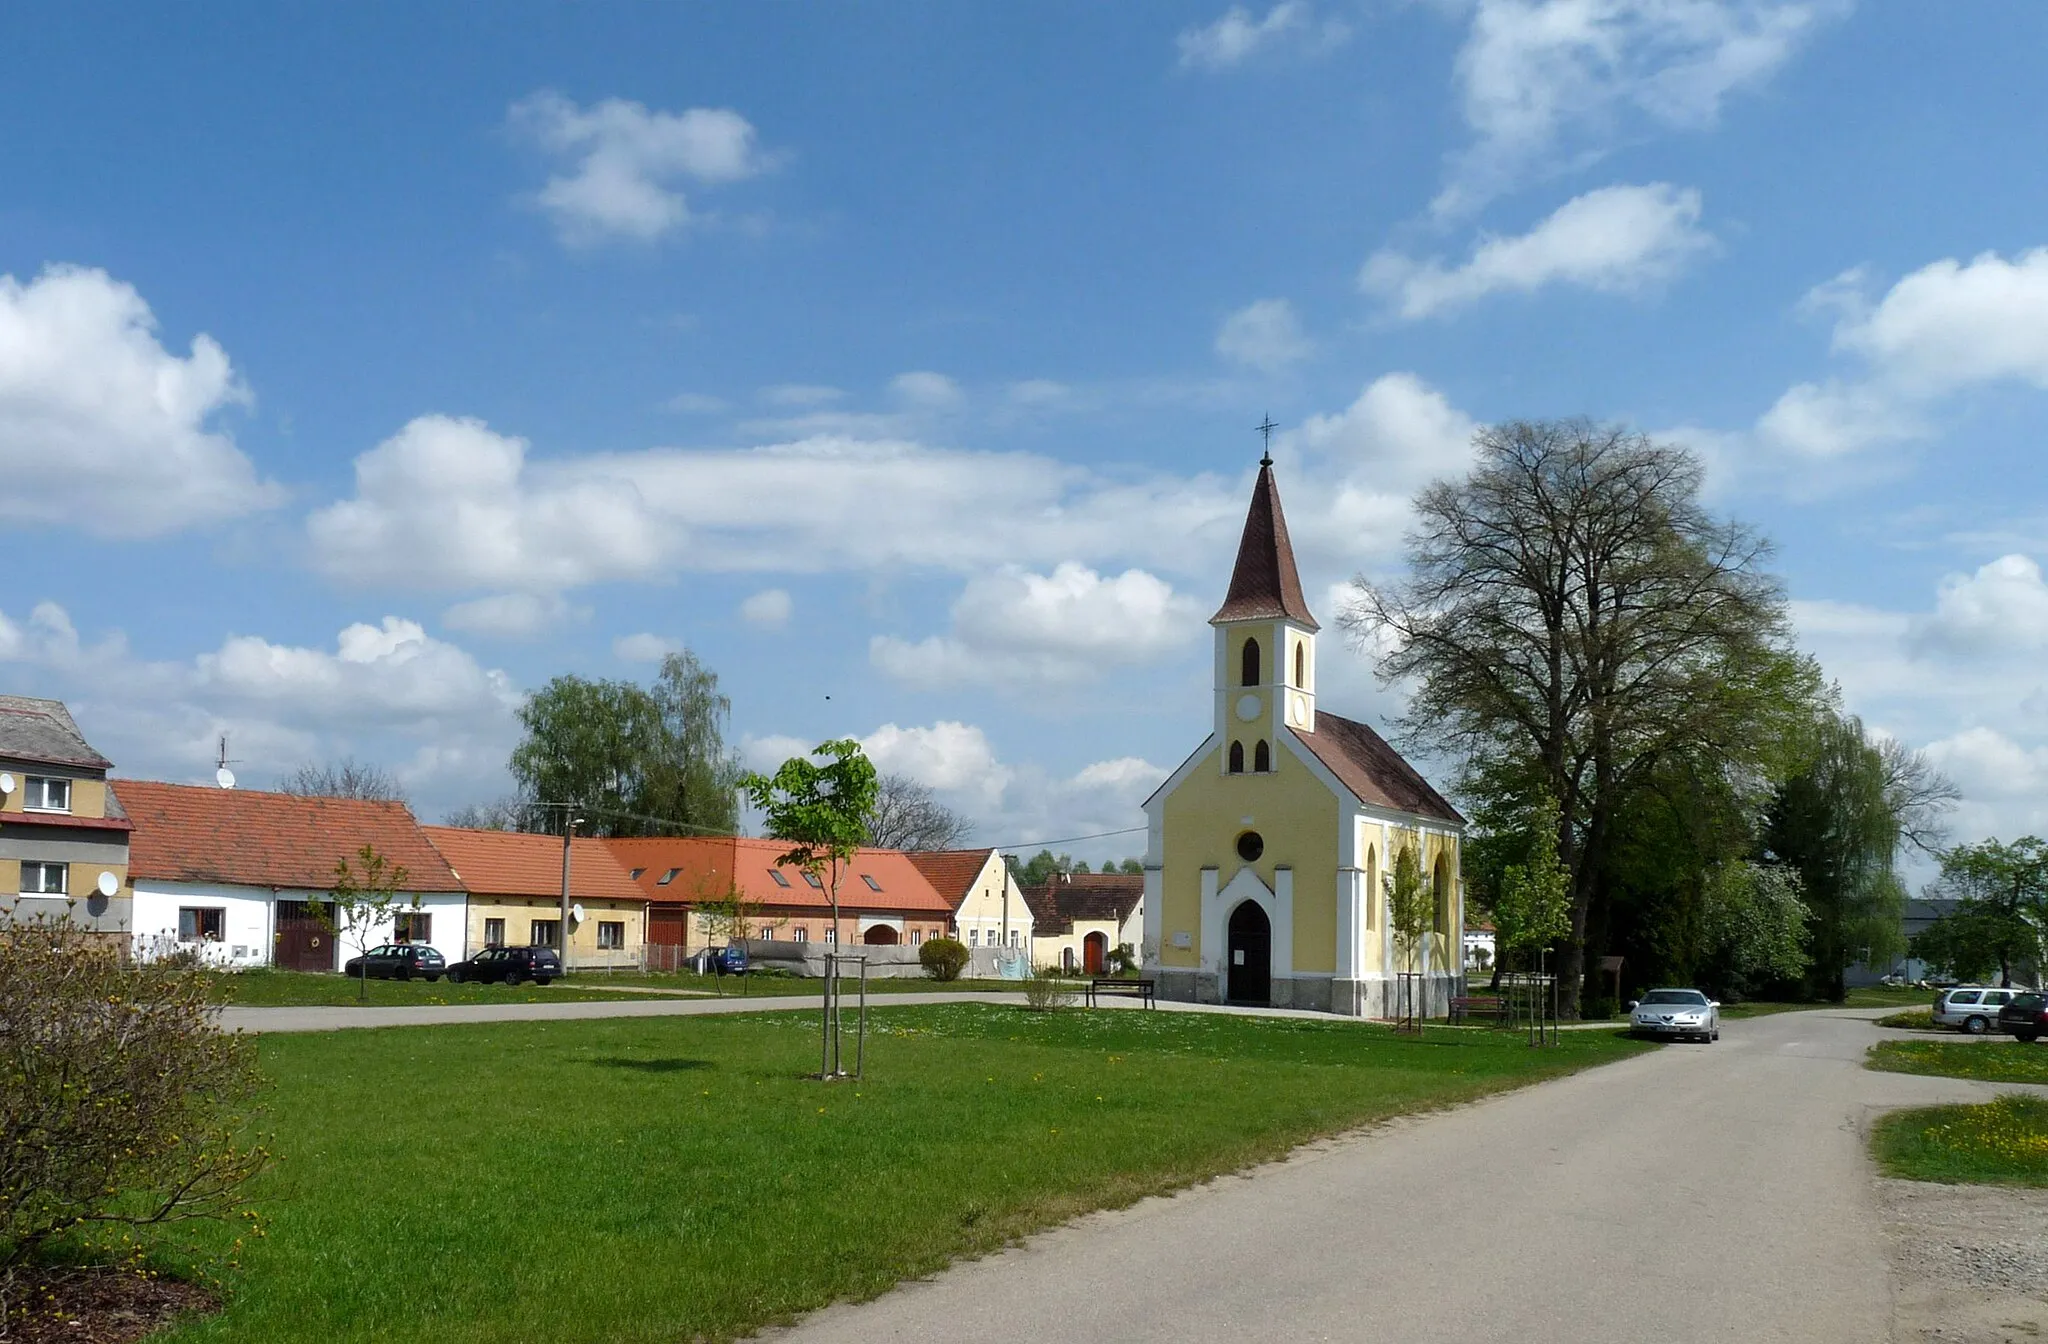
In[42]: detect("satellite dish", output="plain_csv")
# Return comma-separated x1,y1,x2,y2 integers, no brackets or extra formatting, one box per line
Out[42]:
0,772,12,794
571,903,586,923
216,767,236,790
96,871,119,898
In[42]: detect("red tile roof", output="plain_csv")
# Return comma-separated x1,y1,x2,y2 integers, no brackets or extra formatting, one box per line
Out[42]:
115,780,462,891
1022,872,1144,934
422,827,645,902
1210,460,1319,630
1291,713,1464,825
904,848,999,908
603,836,954,914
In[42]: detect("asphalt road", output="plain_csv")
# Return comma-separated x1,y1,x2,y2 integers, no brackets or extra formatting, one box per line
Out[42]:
772,1008,2044,1344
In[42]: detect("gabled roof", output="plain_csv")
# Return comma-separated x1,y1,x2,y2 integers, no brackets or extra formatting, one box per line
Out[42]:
115,780,463,891
603,836,955,914
1210,459,1319,630
423,827,645,902
0,695,111,770
1022,872,1144,935
1290,713,1464,825
905,848,1001,908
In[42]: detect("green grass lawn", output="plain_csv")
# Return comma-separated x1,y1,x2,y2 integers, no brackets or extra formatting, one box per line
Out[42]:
1867,1038,2048,1085
158,1004,1646,1344
1871,1094,2048,1187
1718,985,1933,1020
202,969,682,1007
589,970,1022,996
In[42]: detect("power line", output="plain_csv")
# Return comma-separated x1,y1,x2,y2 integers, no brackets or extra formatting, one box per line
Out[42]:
983,824,1147,852
491,797,1147,854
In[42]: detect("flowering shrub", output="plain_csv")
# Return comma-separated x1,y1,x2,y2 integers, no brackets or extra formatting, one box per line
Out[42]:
0,917,268,1283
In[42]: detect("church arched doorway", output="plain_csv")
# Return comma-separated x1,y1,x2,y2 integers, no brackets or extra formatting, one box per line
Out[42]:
1226,900,1271,1005
1083,931,1108,974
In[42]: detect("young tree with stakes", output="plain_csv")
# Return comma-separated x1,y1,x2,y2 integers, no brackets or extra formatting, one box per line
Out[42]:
326,845,414,1002
1386,844,1432,1030
741,739,879,1078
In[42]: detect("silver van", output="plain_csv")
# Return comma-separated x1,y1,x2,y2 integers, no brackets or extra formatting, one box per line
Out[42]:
1932,986,2024,1033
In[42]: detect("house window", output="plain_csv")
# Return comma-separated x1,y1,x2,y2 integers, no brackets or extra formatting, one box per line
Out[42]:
1009,930,1020,948
768,869,791,887
1253,740,1271,772
657,868,680,886
1228,741,1245,774
531,919,560,948
823,927,836,943
1241,638,1260,687
802,871,824,889
484,918,506,947
393,911,432,944
861,874,882,891
597,921,625,950
178,907,225,942
910,929,922,946
20,861,68,895
24,777,71,813
968,928,979,946
792,926,808,942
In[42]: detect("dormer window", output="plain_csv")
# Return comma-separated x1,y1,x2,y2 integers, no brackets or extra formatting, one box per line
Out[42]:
768,869,791,887
803,871,824,889
657,868,680,885
1241,639,1261,687
24,777,70,813
861,874,883,892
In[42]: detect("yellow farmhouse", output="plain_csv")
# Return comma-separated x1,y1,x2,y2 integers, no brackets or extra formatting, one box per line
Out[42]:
1143,454,1465,1016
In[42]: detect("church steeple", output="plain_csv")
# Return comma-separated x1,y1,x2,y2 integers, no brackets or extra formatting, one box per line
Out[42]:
1210,456,1320,631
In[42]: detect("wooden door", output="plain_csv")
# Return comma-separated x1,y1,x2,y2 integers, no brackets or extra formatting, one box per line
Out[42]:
274,900,336,972
1226,901,1271,1004
1083,931,1108,974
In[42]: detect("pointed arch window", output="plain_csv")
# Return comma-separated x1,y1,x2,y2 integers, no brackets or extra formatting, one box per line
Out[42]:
1241,638,1261,687
1228,741,1245,774
1294,641,1306,687
1253,740,1271,772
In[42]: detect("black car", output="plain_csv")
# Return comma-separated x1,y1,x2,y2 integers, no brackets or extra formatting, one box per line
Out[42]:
447,945,562,986
343,944,447,981
1997,992,2047,1042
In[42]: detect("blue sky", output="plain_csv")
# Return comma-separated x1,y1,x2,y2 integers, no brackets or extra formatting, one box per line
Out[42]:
5,1,2048,859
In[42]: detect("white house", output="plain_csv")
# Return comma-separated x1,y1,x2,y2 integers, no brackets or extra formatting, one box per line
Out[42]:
116,779,467,969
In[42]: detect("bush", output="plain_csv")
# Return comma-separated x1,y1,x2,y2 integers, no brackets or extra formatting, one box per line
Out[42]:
0,918,268,1278
919,937,970,982
1105,942,1138,976
1580,995,1618,1021
1022,968,1078,1012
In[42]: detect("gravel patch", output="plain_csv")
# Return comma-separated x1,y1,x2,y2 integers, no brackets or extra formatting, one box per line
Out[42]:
1881,1178,2048,1342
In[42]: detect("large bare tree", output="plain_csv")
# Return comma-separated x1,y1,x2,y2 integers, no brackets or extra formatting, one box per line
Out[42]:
1342,419,1797,1016
278,756,408,803
864,773,972,851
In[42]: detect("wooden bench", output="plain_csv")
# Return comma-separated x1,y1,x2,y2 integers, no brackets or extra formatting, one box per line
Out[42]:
1449,994,1506,1025
1086,978,1156,1009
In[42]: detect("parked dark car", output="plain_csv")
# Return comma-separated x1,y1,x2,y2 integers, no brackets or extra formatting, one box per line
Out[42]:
1997,992,2047,1042
343,944,447,981
447,945,562,986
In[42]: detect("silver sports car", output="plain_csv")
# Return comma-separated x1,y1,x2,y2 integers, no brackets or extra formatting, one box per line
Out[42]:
1628,988,1721,1042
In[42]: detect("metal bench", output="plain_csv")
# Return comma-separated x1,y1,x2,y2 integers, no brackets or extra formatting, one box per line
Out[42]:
1086,977,1157,1009
1449,994,1506,1024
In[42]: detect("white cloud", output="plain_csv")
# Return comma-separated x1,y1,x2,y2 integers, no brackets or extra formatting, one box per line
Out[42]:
0,601,521,820
442,592,577,638
889,370,965,409
665,392,728,415
1437,0,1838,217
1177,3,1351,70
1215,298,1314,370
0,265,280,537
1910,555,2048,656
613,632,681,662
872,563,1202,689
509,91,770,244
1725,248,2048,477
1364,183,1712,318
760,383,843,407
740,588,792,629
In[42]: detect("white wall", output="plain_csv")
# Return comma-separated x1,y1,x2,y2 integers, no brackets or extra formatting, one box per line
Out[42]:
130,881,469,969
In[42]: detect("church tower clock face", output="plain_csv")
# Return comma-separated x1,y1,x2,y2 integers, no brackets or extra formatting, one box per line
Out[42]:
1235,693,1262,722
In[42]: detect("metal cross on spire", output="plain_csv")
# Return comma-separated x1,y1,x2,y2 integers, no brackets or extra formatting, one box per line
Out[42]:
1256,414,1277,466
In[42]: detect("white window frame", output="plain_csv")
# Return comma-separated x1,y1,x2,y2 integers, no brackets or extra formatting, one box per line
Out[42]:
178,906,225,943
24,776,72,813
597,920,625,950
483,917,506,947
21,860,68,894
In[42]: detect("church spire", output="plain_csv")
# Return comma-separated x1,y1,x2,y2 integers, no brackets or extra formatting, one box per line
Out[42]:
1210,453,1320,630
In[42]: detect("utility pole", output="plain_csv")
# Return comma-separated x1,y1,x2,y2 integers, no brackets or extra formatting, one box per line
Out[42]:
559,805,583,971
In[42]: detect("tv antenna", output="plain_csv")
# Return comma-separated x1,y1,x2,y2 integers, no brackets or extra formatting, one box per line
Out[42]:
215,734,240,790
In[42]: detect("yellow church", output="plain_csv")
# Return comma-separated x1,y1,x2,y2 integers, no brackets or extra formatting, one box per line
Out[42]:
1142,452,1466,1016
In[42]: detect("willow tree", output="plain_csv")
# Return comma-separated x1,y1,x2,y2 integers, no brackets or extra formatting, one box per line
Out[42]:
1343,419,1798,1016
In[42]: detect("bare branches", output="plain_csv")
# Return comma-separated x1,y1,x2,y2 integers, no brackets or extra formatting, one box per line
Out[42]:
864,773,973,851
277,756,407,803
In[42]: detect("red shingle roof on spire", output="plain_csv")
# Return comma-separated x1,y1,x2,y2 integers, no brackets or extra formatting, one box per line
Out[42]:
1210,460,1319,630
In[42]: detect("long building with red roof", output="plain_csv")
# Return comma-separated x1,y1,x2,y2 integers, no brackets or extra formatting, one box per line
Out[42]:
422,826,648,971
